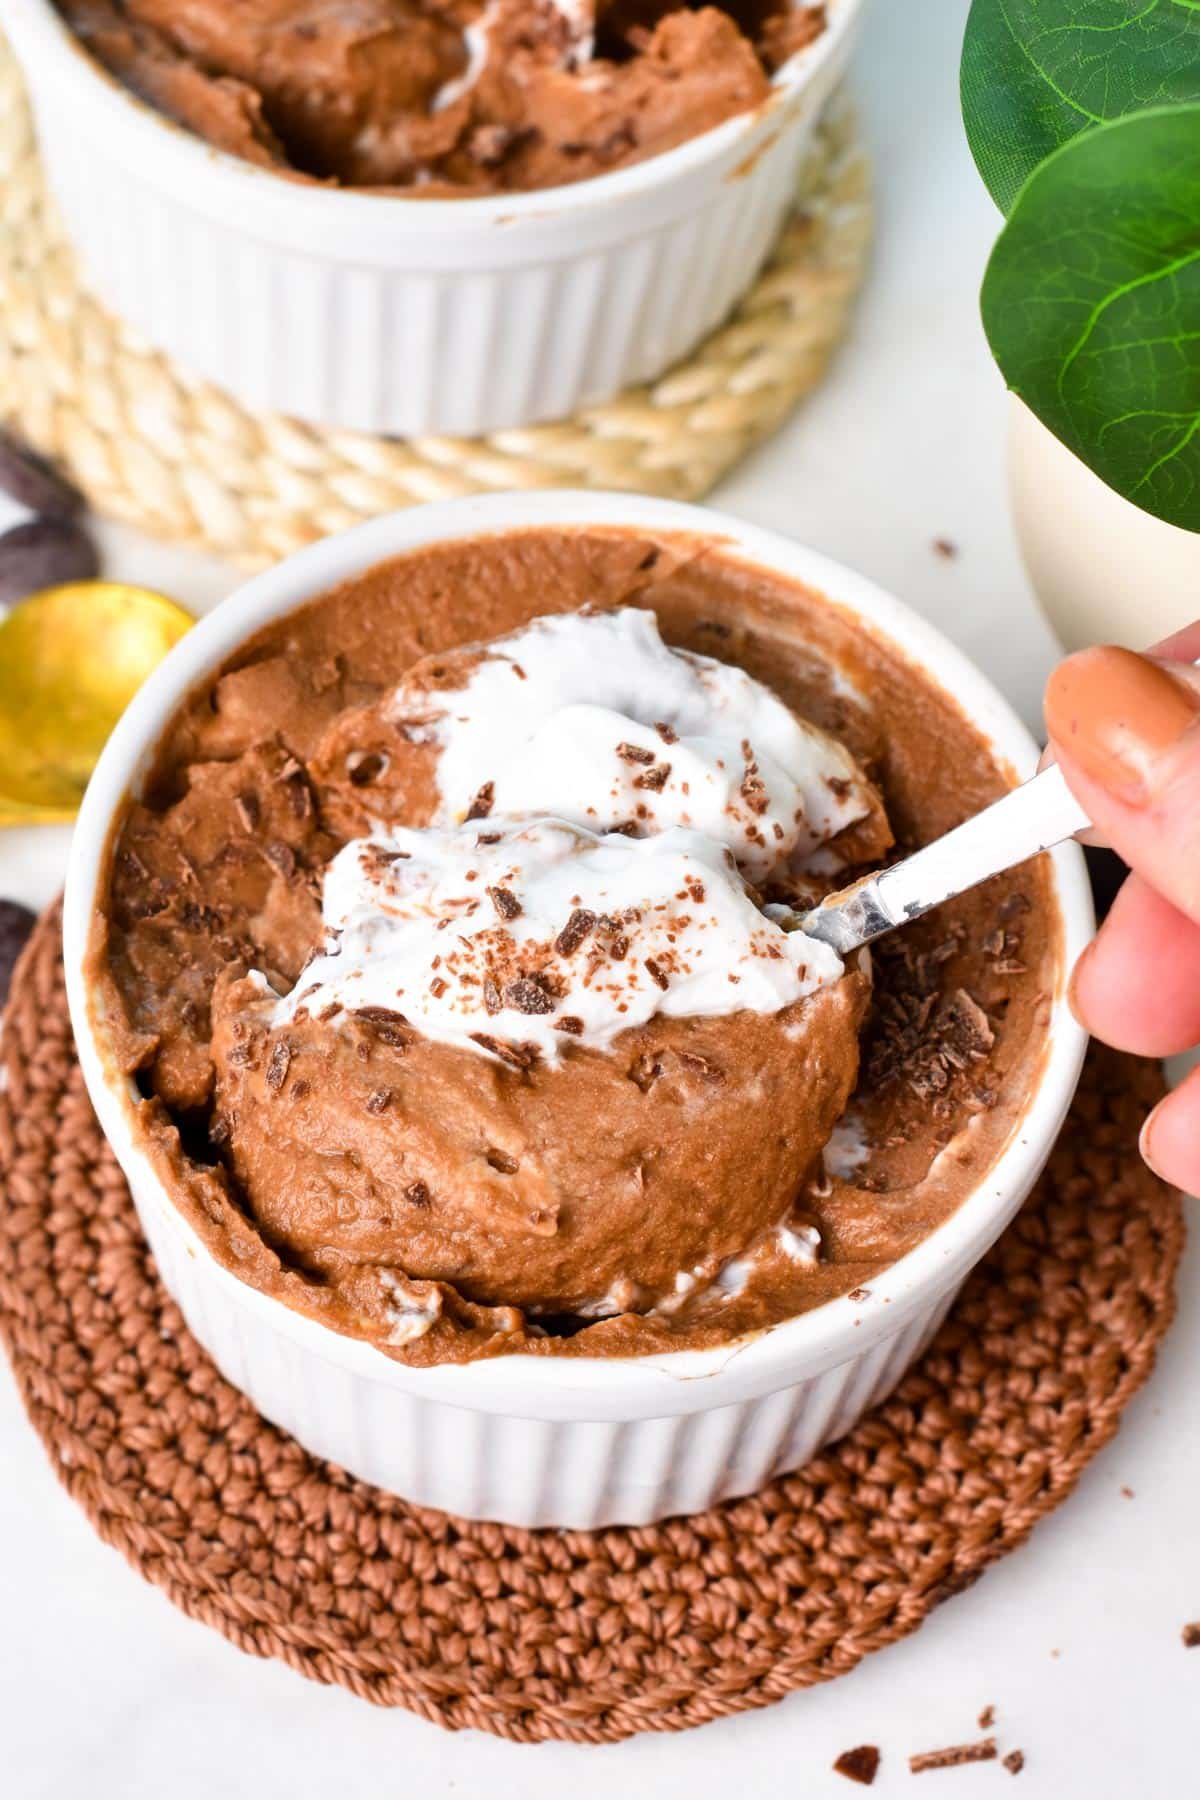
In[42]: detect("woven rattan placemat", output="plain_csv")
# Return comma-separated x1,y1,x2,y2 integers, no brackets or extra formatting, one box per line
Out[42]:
0,36,870,568
0,903,1184,1743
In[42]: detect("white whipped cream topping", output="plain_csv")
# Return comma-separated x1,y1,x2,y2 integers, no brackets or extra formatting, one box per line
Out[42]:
386,608,871,885
275,817,844,1064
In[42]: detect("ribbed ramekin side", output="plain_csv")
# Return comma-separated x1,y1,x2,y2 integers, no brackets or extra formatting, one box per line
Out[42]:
21,59,823,435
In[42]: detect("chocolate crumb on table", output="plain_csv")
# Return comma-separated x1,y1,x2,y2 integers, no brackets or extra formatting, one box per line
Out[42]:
1182,1622,1200,1648
909,1737,997,1774
933,537,958,560
1002,1750,1025,1776
977,1705,995,1731
833,1745,880,1785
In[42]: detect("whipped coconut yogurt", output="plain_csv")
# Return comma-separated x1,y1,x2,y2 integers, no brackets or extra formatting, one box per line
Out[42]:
274,817,845,1064
383,608,873,884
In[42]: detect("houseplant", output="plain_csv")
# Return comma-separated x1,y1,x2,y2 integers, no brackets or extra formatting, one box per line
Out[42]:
961,0,1200,649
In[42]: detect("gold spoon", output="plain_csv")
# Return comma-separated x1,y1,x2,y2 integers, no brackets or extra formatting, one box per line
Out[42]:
0,581,193,826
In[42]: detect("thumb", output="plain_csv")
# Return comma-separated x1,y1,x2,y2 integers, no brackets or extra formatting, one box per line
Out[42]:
1044,645,1200,926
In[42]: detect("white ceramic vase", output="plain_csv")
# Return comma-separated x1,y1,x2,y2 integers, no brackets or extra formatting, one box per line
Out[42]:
1009,399,1200,654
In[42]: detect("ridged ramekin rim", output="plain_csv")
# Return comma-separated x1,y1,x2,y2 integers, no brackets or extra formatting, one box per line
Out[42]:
8,0,863,233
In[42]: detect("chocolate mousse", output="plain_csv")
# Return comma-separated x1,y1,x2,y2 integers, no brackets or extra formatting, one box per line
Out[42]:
55,0,826,194
88,527,1060,1363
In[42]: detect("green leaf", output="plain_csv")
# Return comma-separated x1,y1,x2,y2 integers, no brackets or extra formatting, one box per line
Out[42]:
982,106,1200,531
961,0,1200,214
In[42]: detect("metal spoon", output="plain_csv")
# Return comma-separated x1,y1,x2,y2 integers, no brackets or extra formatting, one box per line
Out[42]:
796,761,1089,954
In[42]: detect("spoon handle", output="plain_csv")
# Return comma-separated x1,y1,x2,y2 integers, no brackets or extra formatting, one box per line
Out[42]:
798,761,1091,955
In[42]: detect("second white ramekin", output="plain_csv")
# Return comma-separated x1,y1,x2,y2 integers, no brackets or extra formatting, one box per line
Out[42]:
8,0,863,436
63,492,1092,1528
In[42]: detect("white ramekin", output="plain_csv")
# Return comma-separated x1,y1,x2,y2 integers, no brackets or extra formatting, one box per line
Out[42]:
7,0,863,436
63,492,1092,1528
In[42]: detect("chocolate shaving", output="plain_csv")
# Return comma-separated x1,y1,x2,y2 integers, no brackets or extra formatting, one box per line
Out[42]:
290,1079,311,1102
678,1051,723,1082
404,1180,431,1208
348,751,387,788
487,885,522,921
354,1006,411,1050
476,831,501,846
1003,1751,1025,1776
234,790,261,831
469,1032,540,1070
277,758,313,819
466,781,494,820
644,958,670,991
616,742,655,765
739,752,769,815
483,976,502,1016
909,1739,996,1774
555,1015,584,1035
265,1041,292,1092
365,1087,393,1115
264,840,296,878
628,1051,664,1092
977,1706,995,1731
503,976,556,1015
654,721,679,745
429,977,448,999
555,908,596,956
633,763,671,792
833,1745,880,1786
1183,1622,1200,1648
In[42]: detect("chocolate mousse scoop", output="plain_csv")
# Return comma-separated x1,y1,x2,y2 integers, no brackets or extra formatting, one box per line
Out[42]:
56,0,827,195
89,527,1059,1363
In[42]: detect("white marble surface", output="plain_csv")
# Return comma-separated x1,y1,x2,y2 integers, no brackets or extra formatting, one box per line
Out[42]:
2,1,1197,1792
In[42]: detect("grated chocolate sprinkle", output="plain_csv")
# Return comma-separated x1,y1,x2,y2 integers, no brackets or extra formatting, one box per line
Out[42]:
555,908,596,957
265,1041,292,1092
234,790,261,831
404,1180,431,1208
365,1087,393,1115
644,958,670,991
483,976,502,1016
909,1739,997,1774
466,781,494,820
1183,1622,1200,1648
833,1745,880,1786
470,1033,541,1071
1003,1751,1025,1776
678,1051,723,1083
633,763,671,792
488,885,522,921
616,741,655,765
504,976,556,1016
555,1015,584,1035
655,721,679,745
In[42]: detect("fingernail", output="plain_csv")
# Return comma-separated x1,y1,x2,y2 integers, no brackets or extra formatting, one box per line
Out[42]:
1044,646,1200,802
1139,1100,1171,1182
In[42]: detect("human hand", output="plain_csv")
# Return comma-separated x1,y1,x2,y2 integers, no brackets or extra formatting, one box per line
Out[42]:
1044,626,1200,1193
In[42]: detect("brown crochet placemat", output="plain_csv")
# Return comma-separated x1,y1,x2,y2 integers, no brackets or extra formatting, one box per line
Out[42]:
0,903,1184,1743
0,34,870,568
